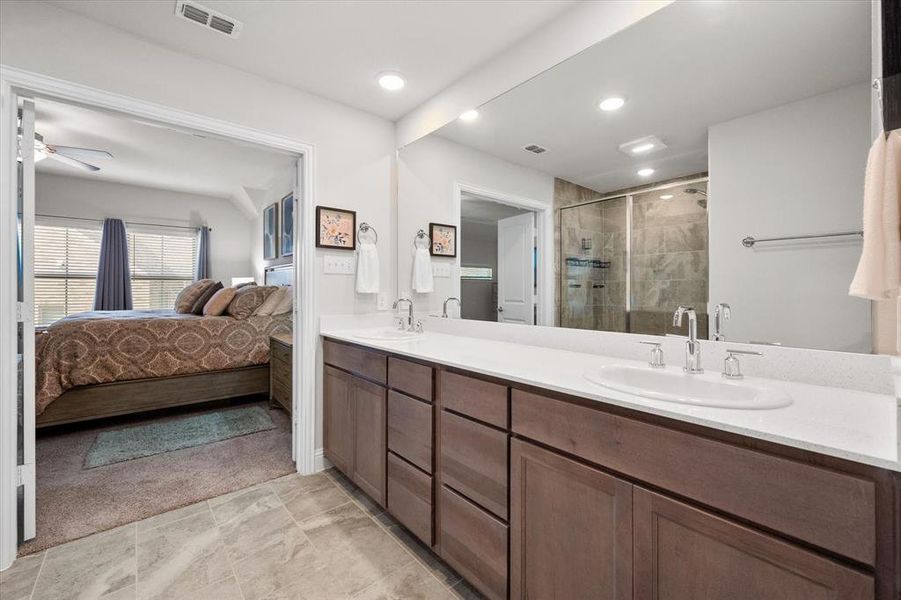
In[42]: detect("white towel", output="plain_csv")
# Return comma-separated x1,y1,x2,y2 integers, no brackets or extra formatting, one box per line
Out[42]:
850,131,901,300
356,241,380,294
412,247,434,293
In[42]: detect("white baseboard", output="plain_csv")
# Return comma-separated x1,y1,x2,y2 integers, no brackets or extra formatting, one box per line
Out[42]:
313,447,331,472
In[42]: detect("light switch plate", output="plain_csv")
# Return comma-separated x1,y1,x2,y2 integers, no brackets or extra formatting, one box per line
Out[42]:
323,254,355,275
377,292,389,310
432,262,451,278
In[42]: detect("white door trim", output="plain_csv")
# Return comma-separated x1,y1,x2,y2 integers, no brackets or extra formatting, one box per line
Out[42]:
0,65,318,571
451,181,553,326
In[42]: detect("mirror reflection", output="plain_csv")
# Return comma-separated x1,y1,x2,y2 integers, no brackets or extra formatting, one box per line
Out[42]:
397,0,875,353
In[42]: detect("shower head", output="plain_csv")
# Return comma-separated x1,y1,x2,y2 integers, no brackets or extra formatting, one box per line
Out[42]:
683,187,707,197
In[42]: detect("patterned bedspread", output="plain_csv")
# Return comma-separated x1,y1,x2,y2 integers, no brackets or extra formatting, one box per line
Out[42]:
35,309,292,415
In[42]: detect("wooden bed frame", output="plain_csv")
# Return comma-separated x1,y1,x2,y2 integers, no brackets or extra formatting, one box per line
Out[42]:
36,365,270,428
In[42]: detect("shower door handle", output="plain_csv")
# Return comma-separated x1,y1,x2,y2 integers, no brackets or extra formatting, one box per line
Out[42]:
497,306,504,313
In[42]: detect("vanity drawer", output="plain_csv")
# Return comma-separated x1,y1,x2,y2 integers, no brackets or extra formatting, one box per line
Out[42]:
439,370,507,428
439,485,508,600
388,452,433,546
323,339,387,384
440,410,508,519
389,357,433,401
511,389,877,566
388,390,433,473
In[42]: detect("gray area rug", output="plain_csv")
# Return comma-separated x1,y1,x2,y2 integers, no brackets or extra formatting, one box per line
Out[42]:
85,405,275,468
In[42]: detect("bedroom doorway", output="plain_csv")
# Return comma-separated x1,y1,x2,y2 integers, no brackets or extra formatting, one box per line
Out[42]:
1,69,316,563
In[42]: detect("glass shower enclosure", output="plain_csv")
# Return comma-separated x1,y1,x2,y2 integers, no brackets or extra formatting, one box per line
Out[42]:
559,179,709,337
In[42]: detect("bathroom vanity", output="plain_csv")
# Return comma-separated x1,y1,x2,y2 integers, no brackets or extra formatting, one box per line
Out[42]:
321,328,900,600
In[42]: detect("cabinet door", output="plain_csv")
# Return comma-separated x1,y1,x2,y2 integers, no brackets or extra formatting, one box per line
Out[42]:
633,487,874,600
352,375,387,506
510,439,632,600
324,366,354,476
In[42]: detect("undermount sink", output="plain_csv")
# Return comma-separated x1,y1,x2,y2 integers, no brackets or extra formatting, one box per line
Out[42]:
584,365,792,410
353,328,421,342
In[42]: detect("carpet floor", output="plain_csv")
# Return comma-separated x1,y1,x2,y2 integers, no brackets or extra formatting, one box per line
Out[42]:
20,399,294,556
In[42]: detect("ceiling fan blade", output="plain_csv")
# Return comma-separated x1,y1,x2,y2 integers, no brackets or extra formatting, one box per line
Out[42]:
48,145,113,161
46,152,100,172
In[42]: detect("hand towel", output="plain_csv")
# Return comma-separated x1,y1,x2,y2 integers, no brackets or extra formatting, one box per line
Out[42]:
850,130,901,300
356,241,380,294
412,247,434,293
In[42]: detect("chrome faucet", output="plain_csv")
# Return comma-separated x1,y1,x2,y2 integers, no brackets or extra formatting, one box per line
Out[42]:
712,303,731,342
673,306,703,374
442,297,461,318
392,298,414,331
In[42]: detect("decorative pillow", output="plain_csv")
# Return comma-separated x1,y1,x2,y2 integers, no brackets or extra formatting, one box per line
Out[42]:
190,281,222,315
203,287,237,317
227,285,277,319
174,279,216,314
253,287,287,316
272,286,293,315
234,281,257,290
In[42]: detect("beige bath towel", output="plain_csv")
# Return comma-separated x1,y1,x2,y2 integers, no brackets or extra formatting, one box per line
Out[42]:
850,130,901,300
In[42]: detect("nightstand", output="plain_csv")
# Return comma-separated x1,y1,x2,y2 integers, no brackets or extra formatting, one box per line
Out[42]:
269,332,292,413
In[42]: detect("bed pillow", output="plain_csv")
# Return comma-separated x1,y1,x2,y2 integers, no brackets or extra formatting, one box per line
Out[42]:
190,281,223,315
203,287,237,316
227,285,277,319
272,286,293,315
253,287,287,316
174,279,216,314
234,281,256,290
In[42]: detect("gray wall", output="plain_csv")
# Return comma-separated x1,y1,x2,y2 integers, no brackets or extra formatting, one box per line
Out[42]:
460,219,498,321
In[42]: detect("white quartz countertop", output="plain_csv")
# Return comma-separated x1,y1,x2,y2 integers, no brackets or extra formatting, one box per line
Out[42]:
320,326,900,472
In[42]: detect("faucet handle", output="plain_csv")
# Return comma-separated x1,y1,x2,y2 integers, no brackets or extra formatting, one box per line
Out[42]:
639,341,665,369
722,349,762,380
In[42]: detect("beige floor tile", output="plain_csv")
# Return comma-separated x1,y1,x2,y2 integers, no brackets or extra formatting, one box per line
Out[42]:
231,525,320,600
448,578,486,600
219,503,299,563
352,562,455,600
0,552,45,600
384,524,462,587
279,476,352,522
32,525,136,600
136,501,210,533
136,511,231,600
191,576,244,600
209,485,282,525
101,584,137,599
270,472,334,502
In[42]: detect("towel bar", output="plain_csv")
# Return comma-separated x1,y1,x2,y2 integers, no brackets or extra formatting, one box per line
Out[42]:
742,230,863,247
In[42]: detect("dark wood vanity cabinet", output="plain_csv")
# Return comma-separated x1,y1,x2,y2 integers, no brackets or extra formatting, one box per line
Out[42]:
322,337,899,600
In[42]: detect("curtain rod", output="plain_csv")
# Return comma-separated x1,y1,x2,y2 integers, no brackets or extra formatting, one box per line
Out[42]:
35,213,210,232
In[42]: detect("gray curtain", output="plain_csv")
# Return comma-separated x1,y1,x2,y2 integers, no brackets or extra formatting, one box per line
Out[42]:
94,218,133,310
195,226,210,280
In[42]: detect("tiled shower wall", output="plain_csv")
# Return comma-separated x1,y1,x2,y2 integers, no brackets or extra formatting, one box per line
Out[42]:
554,177,709,336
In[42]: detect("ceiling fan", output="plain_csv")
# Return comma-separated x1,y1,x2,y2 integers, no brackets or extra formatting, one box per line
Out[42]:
32,132,113,172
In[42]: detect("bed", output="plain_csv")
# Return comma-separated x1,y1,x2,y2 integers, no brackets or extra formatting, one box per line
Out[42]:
35,309,292,427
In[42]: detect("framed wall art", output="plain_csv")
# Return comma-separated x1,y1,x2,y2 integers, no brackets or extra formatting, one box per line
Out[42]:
429,222,457,257
316,206,356,250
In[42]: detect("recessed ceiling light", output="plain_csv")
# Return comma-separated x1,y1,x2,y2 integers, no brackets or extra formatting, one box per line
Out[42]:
631,143,655,154
660,194,674,200
598,97,625,111
459,109,479,122
637,168,655,177
377,72,405,91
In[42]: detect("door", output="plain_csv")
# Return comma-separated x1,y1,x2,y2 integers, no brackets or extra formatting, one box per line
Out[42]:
510,439,632,600
496,212,535,324
323,366,354,475
633,487,873,599
351,375,386,506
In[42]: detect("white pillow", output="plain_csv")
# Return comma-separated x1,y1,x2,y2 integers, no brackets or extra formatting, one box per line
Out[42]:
272,286,293,315
253,287,286,316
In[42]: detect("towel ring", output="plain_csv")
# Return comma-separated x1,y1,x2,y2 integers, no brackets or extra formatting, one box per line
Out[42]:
358,222,378,244
413,229,431,249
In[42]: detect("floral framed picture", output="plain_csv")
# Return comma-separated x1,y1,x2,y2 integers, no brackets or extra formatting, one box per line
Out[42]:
263,202,278,260
316,206,356,250
280,193,294,257
429,222,457,257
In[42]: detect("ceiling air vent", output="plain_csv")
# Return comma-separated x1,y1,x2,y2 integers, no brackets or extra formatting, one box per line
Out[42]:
523,144,548,155
175,1,243,38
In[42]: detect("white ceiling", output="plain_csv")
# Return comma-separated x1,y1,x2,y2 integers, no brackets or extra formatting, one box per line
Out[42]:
435,0,871,194
51,0,575,121
35,98,296,217
462,194,531,224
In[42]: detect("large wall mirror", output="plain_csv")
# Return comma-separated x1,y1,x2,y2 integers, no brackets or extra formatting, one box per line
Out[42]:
397,0,879,353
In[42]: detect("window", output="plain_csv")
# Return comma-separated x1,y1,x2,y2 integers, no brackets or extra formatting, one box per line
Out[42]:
460,266,493,280
34,221,102,326
128,227,197,310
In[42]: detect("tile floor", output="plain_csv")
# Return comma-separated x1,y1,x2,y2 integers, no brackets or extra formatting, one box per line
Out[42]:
0,469,484,600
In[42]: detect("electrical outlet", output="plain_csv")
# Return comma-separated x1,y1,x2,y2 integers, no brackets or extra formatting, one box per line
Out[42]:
432,262,451,278
377,292,389,310
323,254,355,275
